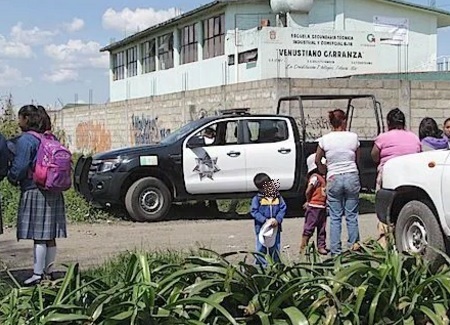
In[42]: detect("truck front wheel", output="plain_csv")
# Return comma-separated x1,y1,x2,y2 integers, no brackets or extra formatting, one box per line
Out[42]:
395,200,445,268
125,177,172,222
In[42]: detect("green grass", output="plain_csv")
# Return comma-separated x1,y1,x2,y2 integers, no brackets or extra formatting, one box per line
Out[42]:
1,240,449,324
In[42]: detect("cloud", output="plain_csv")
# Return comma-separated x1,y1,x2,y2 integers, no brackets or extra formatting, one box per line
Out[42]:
0,64,32,87
64,18,85,33
0,35,33,58
10,22,56,46
43,39,108,83
43,69,78,83
102,7,181,33
44,39,108,69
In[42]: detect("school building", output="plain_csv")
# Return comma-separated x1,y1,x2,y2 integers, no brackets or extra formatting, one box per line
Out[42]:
99,0,450,102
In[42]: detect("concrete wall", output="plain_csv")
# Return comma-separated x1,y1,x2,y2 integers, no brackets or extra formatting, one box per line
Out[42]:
50,77,450,154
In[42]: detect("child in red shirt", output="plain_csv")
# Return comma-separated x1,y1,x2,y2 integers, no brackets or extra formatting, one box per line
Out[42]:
300,153,328,255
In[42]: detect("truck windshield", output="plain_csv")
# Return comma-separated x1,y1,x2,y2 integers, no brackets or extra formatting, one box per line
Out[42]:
160,119,208,145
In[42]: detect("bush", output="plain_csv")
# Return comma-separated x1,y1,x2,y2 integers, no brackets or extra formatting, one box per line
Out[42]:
0,181,20,226
1,243,450,324
0,181,111,226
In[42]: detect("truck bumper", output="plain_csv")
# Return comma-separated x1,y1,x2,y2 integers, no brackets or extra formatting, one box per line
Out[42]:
375,189,396,224
73,155,93,202
73,156,126,208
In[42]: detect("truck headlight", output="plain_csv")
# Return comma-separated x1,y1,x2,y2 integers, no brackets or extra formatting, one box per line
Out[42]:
92,158,122,173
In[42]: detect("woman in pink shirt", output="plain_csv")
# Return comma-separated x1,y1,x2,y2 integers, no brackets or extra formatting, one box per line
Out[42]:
371,108,421,247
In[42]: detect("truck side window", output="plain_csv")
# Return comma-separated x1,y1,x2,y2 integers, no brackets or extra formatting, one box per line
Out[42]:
224,121,238,145
193,121,239,146
247,120,288,144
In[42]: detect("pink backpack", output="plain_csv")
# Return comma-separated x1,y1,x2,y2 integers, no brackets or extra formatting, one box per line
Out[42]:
28,131,72,192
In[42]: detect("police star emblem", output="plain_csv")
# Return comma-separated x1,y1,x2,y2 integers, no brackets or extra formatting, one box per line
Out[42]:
192,154,221,180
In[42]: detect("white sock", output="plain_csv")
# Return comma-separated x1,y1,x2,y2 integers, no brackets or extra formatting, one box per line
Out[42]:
33,243,47,275
24,244,47,285
45,246,57,274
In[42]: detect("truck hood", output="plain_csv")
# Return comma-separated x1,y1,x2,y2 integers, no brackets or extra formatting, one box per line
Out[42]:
382,150,450,190
92,144,167,160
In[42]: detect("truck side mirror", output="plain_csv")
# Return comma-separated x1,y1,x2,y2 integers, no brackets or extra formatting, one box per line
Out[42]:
187,136,205,149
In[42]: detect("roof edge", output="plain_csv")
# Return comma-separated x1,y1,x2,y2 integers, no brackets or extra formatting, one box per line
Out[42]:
376,0,450,27
101,0,450,53
100,0,229,52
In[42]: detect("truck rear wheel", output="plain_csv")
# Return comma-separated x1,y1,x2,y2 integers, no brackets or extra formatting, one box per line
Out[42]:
395,200,445,269
125,177,172,222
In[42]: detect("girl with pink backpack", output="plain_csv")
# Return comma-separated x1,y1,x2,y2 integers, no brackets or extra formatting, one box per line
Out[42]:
7,105,68,286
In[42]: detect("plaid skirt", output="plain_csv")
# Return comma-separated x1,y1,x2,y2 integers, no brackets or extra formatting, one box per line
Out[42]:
17,188,67,240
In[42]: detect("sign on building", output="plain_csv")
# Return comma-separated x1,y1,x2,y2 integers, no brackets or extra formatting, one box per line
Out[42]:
259,27,390,78
373,16,409,45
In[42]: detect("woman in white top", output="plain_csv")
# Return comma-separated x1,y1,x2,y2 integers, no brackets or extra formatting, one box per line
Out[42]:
315,109,361,256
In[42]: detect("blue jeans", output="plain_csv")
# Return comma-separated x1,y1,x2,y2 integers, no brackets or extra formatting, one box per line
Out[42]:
327,172,361,256
255,230,281,266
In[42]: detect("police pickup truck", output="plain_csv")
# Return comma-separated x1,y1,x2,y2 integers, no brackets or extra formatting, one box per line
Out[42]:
74,94,384,222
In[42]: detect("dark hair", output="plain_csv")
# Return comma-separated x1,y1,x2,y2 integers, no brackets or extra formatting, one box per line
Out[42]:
37,105,52,131
444,118,450,126
204,127,215,135
386,108,406,130
419,117,443,140
253,173,271,191
328,109,347,129
18,105,42,132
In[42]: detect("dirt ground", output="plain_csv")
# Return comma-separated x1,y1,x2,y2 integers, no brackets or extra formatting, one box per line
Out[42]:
0,213,379,273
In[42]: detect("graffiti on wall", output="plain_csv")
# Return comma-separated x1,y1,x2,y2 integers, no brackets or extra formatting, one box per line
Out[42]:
130,114,171,145
296,114,375,140
304,114,331,140
75,121,112,153
293,114,331,140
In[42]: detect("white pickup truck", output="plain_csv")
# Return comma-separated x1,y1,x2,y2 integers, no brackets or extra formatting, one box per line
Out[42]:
375,149,450,265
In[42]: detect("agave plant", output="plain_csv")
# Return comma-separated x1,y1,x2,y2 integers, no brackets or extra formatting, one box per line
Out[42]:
1,243,450,324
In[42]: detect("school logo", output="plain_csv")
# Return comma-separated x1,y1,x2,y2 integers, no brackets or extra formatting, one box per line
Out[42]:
269,30,277,40
193,154,221,180
367,34,376,43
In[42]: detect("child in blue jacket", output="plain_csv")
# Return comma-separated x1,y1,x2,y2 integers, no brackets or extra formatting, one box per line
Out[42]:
251,173,287,265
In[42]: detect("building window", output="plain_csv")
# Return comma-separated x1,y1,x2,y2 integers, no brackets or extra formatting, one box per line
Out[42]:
203,14,225,59
228,49,258,66
141,40,156,73
181,23,198,64
239,49,258,64
158,33,174,70
126,47,137,77
112,51,125,80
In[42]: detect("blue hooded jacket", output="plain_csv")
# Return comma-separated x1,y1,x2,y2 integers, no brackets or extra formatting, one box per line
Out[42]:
0,134,8,181
7,133,40,191
251,193,287,234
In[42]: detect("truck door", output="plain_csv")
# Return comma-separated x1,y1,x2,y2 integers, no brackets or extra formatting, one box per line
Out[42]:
243,117,297,191
346,98,383,192
183,119,247,194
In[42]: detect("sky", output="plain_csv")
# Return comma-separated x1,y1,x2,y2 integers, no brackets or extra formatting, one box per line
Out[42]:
0,0,449,108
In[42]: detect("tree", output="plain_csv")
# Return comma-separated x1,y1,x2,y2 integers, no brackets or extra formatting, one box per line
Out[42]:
0,94,20,138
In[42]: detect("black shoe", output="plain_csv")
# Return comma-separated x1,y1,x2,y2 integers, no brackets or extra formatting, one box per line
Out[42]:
44,272,56,281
